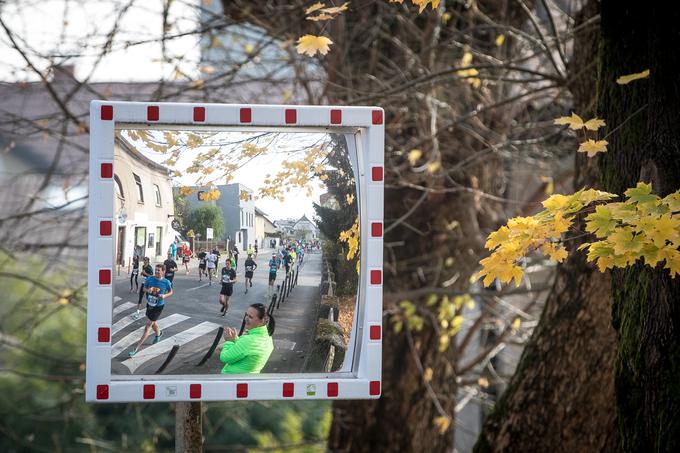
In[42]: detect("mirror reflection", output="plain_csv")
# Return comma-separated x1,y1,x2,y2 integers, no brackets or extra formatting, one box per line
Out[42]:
110,128,359,376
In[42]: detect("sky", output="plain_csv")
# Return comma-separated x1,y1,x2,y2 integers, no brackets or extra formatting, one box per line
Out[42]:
120,129,343,222
0,0,202,82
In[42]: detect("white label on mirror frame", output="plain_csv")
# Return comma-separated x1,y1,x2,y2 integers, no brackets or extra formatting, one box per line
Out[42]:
87,101,383,402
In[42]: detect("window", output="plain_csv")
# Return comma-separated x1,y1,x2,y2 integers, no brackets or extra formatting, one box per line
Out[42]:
154,184,162,207
133,173,144,203
114,175,124,200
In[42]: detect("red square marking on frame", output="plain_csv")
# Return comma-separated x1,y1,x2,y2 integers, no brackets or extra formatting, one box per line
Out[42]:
371,166,383,181
330,109,342,124
327,382,339,397
370,325,382,340
236,383,248,398
98,327,111,343
190,384,202,399
96,384,109,400
369,381,381,396
282,383,294,398
372,110,383,125
147,106,159,121
240,108,252,123
370,270,382,285
285,109,297,124
100,220,112,236
99,269,111,285
100,105,113,120
371,222,383,237
100,163,113,179
194,107,205,122
143,384,155,400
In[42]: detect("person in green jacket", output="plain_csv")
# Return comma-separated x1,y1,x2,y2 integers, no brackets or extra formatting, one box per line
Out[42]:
220,303,275,374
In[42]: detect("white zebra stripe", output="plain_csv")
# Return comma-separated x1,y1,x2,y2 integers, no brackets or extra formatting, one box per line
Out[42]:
111,311,140,335
110,314,189,357
121,321,221,373
112,302,136,316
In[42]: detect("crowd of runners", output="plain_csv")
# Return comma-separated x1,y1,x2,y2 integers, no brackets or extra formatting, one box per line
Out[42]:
123,239,316,372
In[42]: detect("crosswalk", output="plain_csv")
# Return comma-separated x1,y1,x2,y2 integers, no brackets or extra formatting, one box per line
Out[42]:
110,297,221,375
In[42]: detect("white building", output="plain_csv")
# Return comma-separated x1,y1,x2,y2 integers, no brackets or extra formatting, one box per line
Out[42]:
292,215,319,241
254,207,280,249
114,138,176,266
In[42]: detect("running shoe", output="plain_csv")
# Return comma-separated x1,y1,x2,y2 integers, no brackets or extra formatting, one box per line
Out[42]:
152,331,163,344
129,347,137,358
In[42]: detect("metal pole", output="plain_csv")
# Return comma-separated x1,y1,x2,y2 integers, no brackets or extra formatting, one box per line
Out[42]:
176,402,203,453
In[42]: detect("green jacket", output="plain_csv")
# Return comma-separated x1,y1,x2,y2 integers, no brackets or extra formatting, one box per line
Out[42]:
220,325,274,374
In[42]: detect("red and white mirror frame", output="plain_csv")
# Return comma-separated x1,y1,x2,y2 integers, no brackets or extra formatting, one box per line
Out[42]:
87,101,384,402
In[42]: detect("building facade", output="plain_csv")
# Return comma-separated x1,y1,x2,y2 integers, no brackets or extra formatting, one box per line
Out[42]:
114,138,176,266
254,207,279,249
184,182,255,251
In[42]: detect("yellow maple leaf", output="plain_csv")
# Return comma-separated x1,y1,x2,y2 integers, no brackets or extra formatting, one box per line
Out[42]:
478,377,490,388
407,149,422,165
433,416,450,434
307,13,334,21
542,193,571,212
609,228,645,256
305,2,325,14
578,139,608,157
320,2,349,14
495,34,505,46
427,160,441,173
411,0,440,14
296,35,333,57
554,112,585,130
616,69,650,85
649,214,680,247
584,118,606,131
662,248,680,278
552,212,571,234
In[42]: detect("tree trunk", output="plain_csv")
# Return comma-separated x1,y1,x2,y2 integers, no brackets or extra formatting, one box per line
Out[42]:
475,2,621,451
176,402,203,453
598,2,680,450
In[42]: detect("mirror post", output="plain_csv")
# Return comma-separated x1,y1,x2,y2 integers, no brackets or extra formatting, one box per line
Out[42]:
176,401,203,452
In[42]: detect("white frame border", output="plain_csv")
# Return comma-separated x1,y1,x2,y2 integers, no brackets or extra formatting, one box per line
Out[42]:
87,101,384,402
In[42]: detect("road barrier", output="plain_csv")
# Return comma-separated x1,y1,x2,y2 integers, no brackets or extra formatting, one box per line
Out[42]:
155,344,180,374
195,327,224,367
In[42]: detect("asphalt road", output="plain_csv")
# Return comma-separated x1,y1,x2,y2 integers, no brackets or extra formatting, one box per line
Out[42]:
109,248,321,376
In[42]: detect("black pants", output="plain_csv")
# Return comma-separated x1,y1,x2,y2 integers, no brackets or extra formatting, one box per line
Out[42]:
130,272,138,289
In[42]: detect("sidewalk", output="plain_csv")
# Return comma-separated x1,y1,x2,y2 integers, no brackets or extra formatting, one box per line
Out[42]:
263,253,322,373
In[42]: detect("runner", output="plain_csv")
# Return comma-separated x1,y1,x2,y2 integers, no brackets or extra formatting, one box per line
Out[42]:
267,253,278,296
130,255,139,293
247,244,254,258
133,257,153,319
232,246,239,271
254,241,259,258
197,248,207,281
219,258,237,316
206,249,217,285
181,244,192,275
283,248,292,274
163,253,178,284
129,263,174,357
244,253,257,294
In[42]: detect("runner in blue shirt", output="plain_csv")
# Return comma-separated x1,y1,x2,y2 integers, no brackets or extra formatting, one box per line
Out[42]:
268,253,278,293
129,264,174,357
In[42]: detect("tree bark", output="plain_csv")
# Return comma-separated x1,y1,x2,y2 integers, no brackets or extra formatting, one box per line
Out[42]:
176,402,203,453
598,2,680,450
475,2,621,451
